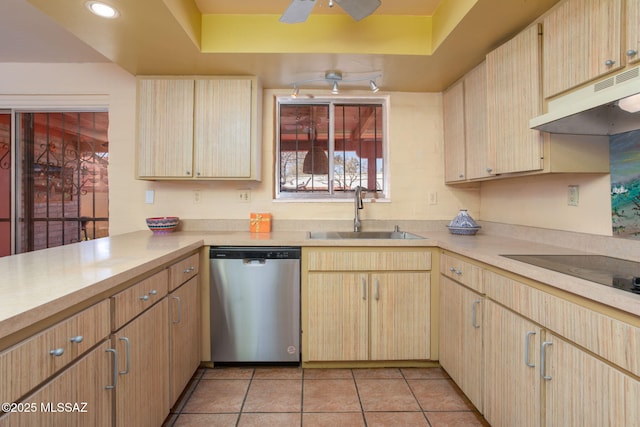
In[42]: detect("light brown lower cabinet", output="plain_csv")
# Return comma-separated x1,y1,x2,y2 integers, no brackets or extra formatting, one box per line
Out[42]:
439,276,483,412
169,276,201,406
112,299,169,427
484,300,541,427
0,341,113,427
484,299,640,427
306,271,430,362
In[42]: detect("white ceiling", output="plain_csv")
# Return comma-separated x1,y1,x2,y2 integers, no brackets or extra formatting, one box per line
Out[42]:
0,0,561,92
0,0,107,63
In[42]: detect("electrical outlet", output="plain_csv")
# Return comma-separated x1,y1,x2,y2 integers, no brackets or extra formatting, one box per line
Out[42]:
428,191,438,205
193,190,202,204
568,185,579,206
237,190,251,203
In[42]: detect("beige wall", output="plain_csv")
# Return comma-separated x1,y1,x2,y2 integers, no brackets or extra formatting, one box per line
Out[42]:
479,173,613,236
0,63,480,235
2,63,616,237
142,89,479,226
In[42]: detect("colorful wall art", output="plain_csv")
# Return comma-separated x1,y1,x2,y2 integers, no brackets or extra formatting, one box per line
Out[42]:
610,129,640,239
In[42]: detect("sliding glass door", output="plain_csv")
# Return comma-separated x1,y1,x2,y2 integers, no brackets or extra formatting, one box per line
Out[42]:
0,112,10,257
14,111,109,253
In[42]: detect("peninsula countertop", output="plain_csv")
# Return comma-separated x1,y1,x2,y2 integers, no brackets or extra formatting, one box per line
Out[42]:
2,228,639,343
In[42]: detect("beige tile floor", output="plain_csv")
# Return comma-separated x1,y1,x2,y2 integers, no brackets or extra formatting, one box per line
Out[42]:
163,366,490,427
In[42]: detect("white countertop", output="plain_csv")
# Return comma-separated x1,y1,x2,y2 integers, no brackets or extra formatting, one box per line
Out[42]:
1,228,638,342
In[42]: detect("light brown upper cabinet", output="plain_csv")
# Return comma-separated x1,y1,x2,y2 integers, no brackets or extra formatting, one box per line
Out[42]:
543,0,623,98
137,76,261,181
627,0,640,65
443,61,492,183
487,25,544,175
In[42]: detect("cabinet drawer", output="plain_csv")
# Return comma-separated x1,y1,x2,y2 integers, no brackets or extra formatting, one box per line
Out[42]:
440,253,483,293
307,249,431,271
168,253,199,292
0,300,110,404
485,270,640,377
111,269,168,331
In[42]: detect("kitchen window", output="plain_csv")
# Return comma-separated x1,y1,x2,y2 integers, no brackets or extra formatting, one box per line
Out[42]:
276,98,387,200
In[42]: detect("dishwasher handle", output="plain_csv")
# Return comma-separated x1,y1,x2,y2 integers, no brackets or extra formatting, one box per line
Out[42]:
243,258,267,265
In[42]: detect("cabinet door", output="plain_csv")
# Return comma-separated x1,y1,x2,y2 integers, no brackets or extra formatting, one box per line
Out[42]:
487,24,543,175
464,61,493,180
484,300,541,427
137,79,195,178
543,0,622,98
438,277,463,381
370,272,430,360
169,277,201,406
628,0,640,65
443,80,466,183
458,284,483,411
439,277,483,412
194,79,253,178
544,332,640,427
306,272,368,361
113,299,169,427
0,341,113,427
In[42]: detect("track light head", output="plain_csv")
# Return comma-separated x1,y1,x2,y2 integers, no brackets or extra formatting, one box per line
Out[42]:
331,81,339,94
369,80,380,93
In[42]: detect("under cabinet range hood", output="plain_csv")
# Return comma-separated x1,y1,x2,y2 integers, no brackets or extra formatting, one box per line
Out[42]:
530,66,640,135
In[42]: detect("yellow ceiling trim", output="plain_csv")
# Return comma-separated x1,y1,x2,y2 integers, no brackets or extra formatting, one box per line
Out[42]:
200,14,433,55
163,0,202,49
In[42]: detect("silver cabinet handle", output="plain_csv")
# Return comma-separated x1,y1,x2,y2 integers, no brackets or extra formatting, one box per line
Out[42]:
105,348,117,389
171,296,182,324
605,59,616,67
119,337,130,375
70,335,84,344
140,295,149,301
627,49,638,57
186,171,191,176
362,277,367,300
49,348,64,357
486,167,493,173
471,300,481,328
183,266,195,273
459,174,464,179
525,331,536,367
541,341,553,380
149,289,158,296
375,278,379,301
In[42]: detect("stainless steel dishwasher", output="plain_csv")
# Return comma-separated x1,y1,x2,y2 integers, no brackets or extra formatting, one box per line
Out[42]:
209,246,301,363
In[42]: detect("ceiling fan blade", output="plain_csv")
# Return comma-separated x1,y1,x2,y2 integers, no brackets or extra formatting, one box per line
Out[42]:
280,0,318,24
335,0,381,21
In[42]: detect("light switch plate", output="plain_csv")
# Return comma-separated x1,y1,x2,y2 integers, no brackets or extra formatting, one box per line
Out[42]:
145,190,154,204
567,185,579,206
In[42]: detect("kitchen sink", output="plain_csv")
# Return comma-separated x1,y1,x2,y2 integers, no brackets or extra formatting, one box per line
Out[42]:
307,231,426,240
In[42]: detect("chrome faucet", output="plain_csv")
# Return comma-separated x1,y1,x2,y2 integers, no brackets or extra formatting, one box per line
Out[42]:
354,186,365,232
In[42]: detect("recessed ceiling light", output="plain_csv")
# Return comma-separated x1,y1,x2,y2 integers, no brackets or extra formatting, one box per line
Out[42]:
85,1,119,19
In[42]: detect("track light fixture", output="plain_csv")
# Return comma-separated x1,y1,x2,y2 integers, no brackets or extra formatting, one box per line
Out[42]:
289,70,382,96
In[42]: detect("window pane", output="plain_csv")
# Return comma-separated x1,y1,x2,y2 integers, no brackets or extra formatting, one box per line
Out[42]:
279,104,330,193
335,104,383,192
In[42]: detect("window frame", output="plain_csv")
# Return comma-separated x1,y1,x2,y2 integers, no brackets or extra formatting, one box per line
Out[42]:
275,95,390,201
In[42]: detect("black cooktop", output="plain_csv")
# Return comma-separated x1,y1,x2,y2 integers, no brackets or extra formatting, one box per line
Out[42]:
502,254,640,294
